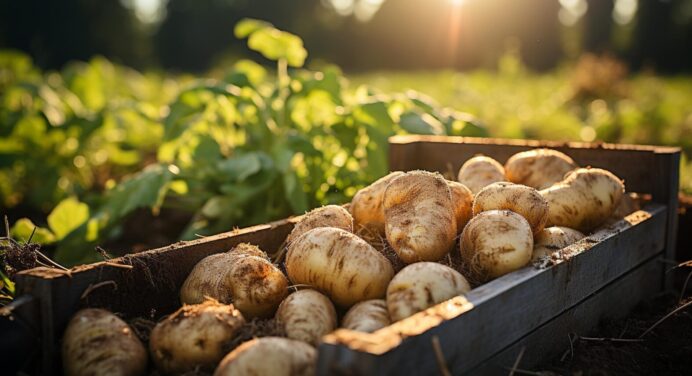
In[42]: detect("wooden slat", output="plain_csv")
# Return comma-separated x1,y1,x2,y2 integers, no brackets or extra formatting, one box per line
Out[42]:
469,255,663,375
317,205,667,375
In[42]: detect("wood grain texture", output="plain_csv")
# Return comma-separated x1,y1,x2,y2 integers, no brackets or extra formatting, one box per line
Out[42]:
317,205,666,375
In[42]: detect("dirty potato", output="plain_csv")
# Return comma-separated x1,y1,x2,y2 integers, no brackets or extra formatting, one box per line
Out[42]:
386,262,471,322
62,308,147,376
350,171,405,239
473,182,549,235
504,149,577,190
149,300,245,374
457,156,506,194
461,210,533,281
383,171,457,263
447,180,474,234
275,289,337,345
341,299,391,333
532,226,585,261
180,243,289,318
214,337,316,376
285,227,394,307
286,205,353,245
540,168,625,232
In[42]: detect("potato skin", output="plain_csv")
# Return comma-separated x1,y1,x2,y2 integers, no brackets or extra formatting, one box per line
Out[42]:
341,299,391,333
180,243,289,318
532,226,585,261
214,337,316,376
286,205,353,245
461,210,533,280
457,156,506,194
505,149,577,190
62,308,147,376
540,168,625,232
386,262,470,322
350,171,404,238
383,171,457,263
149,300,245,374
286,227,394,307
275,289,337,345
473,182,549,235
447,181,474,234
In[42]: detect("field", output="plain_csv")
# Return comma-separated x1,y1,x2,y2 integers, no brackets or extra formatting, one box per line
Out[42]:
0,22,690,273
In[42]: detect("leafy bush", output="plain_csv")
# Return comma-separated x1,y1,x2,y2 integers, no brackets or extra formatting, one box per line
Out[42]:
0,20,486,266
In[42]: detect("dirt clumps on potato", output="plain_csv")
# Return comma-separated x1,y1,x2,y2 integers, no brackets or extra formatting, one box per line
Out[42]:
149,299,245,374
180,243,288,318
62,308,147,376
383,170,457,263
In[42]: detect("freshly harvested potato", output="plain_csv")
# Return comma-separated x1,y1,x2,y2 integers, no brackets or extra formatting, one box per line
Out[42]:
383,170,457,263
341,299,391,333
473,182,549,235
149,300,245,374
610,192,641,220
457,156,506,194
214,337,316,376
532,226,585,261
62,308,147,376
275,289,337,345
504,149,577,190
447,180,474,234
286,205,353,245
180,243,289,318
350,171,404,238
540,168,625,232
460,210,533,280
386,262,470,322
286,227,394,307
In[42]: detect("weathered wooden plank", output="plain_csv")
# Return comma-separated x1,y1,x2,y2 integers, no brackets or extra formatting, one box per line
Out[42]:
14,216,299,375
318,205,667,375
468,255,663,375
388,135,680,199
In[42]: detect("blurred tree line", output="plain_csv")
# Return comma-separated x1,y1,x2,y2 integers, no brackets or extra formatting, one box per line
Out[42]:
0,0,690,72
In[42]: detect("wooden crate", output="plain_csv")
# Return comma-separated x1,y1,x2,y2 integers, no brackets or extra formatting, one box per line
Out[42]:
11,136,680,375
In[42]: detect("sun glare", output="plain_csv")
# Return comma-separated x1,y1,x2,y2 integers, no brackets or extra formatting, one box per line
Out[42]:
450,0,465,6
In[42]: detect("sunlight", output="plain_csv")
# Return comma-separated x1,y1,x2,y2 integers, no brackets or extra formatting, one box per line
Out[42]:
450,0,465,6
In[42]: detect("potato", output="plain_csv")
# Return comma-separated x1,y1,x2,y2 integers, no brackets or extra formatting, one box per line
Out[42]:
472,182,549,235
447,180,473,234
62,308,147,376
214,337,316,376
386,262,470,322
610,192,641,220
149,300,245,374
350,171,404,238
532,226,585,261
285,227,394,307
180,243,289,318
540,168,625,232
457,155,506,194
286,205,353,245
341,299,391,333
275,289,337,345
504,149,577,190
383,170,457,263
460,210,533,280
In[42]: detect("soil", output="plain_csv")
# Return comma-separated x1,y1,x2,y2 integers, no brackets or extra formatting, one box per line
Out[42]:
538,293,692,376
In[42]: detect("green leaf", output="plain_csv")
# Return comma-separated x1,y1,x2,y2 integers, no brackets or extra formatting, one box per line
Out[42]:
283,171,308,213
355,100,394,129
247,28,307,67
101,164,177,220
48,197,89,240
234,18,272,39
446,112,489,137
216,153,263,182
399,111,446,135
10,218,56,244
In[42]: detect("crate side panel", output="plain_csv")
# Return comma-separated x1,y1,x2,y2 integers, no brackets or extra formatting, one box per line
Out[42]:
468,255,663,375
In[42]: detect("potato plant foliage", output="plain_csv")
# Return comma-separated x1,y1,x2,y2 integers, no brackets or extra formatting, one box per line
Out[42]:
0,19,486,267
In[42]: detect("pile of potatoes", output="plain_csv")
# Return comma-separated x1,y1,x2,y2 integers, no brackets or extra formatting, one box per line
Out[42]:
62,148,632,376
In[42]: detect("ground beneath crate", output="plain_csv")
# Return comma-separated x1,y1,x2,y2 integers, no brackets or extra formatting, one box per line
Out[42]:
535,293,692,376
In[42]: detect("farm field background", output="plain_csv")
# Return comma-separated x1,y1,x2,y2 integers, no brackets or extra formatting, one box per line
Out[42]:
1,41,691,269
